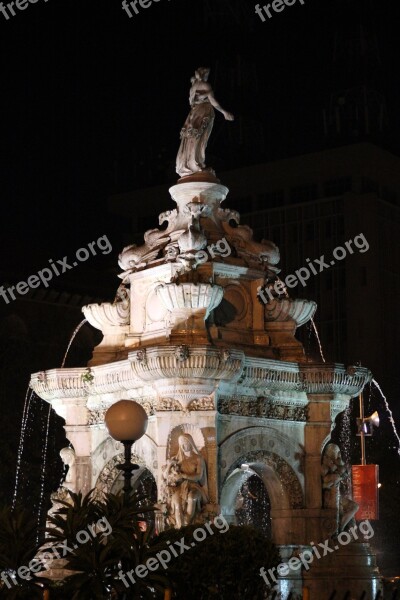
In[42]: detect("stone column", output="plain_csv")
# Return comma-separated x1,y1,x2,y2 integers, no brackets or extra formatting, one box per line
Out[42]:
52,397,91,495
303,393,333,509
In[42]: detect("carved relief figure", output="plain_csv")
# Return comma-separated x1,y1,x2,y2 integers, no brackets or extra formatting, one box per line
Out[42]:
162,433,208,528
176,67,234,178
321,443,359,535
59,446,76,492
48,447,77,516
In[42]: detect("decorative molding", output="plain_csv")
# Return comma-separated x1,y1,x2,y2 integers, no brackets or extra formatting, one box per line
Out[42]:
188,397,215,411
157,398,182,412
174,345,190,362
135,349,147,364
89,399,155,426
30,349,371,403
218,396,307,421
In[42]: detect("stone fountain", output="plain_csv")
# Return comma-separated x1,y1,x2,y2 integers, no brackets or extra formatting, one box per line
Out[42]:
30,68,381,598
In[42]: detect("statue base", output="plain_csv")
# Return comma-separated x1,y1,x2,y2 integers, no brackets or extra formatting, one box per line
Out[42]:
177,170,220,185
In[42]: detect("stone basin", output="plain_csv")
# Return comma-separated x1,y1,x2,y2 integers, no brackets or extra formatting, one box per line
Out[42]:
156,282,224,320
265,297,317,327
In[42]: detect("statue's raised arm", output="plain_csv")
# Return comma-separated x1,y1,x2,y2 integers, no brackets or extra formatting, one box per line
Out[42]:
176,67,234,179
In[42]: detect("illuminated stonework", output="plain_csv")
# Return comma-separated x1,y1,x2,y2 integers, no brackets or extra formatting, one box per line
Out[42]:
31,174,379,598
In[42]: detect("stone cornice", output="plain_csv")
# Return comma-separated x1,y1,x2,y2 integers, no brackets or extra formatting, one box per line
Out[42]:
30,347,372,404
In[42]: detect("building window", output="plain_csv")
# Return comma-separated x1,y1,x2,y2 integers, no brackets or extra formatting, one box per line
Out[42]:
324,177,352,197
290,184,318,204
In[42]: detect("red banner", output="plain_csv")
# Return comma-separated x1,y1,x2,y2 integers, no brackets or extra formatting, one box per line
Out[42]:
351,464,379,521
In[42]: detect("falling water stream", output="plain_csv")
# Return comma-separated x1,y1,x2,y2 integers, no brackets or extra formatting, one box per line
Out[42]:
12,387,35,508
61,318,87,368
339,404,352,464
37,404,52,541
311,318,326,363
13,319,88,527
372,378,400,456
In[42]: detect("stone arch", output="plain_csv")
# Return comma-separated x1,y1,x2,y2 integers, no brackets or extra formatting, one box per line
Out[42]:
92,433,158,487
321,434,332,454
219,425,304,492
94,452,158,506
167,423,206,459
221,450,303,514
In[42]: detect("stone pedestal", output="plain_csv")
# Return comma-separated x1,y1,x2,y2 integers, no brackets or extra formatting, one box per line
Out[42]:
303,542,382,600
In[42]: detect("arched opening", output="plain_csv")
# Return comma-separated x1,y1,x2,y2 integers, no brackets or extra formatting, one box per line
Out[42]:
98,463,158,530
221,462,281,538
235,471,272,537
115,467,157,529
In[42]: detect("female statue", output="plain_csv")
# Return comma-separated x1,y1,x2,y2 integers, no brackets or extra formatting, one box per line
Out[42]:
321,443,359,534
176,67,234,178
163,433,208,528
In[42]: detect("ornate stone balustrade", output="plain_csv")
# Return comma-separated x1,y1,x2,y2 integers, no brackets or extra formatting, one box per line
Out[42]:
241,359,371,397
30,348,371,404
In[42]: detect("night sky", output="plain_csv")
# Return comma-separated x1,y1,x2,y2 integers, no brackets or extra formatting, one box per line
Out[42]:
1,0,398,283
1,0,400,577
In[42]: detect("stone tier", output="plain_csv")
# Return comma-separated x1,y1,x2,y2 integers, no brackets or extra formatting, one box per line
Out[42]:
31,347,371,405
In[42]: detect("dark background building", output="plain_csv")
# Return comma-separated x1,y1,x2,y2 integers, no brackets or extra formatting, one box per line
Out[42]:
0,0,399,576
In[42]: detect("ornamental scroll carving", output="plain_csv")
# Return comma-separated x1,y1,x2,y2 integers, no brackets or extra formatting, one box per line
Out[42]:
88,401,155,425
218,396,307,421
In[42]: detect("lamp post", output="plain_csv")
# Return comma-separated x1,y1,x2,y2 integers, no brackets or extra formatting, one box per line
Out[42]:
104,400,148,504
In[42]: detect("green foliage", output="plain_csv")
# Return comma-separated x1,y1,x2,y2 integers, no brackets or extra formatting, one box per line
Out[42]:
46,489,169,600
150,523,280,600
0,492,279,600
0,505,47,599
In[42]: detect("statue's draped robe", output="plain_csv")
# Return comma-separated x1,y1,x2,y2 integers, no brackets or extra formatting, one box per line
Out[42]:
176,99,215,177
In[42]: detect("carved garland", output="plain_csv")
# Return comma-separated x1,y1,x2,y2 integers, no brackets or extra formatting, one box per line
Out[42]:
218,396,307,421
88,400,155,425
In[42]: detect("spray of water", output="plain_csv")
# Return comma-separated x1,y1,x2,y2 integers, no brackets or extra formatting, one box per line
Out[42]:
61,319,87,368
311,318,326,363
339,404,352,464
12,387,35,509
372,379,400,456
37,403,52,542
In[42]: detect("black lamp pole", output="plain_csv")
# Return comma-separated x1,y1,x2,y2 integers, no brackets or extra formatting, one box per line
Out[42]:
105,400,148,505
116,440,140,505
